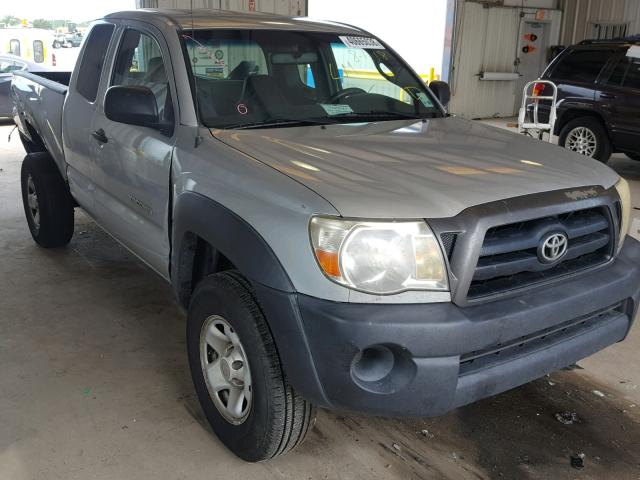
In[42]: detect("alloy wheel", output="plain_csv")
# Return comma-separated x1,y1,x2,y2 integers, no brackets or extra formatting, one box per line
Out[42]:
565,126,597,157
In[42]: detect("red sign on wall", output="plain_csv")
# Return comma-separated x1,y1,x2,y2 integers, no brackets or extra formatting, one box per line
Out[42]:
249,0,256,11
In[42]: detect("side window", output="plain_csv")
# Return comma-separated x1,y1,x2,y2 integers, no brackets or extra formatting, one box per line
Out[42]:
0,60,26,73
33,40,44,63
9,39,20,57
297,64,316,88
111,29,174,125
0,60,13,73
606,58,629,86
551,49,612,83
623,59,640,91
76,24,115,102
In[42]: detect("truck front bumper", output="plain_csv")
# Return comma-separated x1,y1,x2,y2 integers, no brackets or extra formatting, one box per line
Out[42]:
256,237,640,417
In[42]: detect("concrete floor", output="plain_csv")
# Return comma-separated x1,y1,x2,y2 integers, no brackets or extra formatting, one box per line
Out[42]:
1,119,640,480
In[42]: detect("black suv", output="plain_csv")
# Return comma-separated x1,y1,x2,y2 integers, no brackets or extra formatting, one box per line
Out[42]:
531,39,640,163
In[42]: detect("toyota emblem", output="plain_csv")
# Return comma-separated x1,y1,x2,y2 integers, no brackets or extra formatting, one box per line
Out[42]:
538,232,569,264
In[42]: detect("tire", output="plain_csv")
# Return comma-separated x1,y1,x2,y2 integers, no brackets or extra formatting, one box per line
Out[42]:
187,271,316,462
53,41,61,49
20,153,74,248
625,152,640,161
558,116,612,163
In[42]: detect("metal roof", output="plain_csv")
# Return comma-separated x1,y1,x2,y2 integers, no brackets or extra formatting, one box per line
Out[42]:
104,9,362,34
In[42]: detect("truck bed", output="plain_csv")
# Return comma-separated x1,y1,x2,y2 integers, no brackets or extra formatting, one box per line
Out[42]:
30,71,72,87
12,71,71,178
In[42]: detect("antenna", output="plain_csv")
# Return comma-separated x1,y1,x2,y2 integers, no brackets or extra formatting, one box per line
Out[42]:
191,0,203,147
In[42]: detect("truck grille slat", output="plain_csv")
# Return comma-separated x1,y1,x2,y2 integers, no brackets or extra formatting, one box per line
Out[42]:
480,211,608,256
468,207,613,299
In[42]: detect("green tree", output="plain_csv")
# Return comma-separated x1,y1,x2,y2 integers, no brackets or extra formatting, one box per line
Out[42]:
32,19,54,30
51,19,72,30
1,15,21,26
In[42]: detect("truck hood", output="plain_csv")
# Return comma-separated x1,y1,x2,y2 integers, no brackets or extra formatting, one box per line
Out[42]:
211,116,619,218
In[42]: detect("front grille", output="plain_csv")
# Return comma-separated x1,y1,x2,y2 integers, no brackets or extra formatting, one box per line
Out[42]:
467,207,613,299
459,303,624,376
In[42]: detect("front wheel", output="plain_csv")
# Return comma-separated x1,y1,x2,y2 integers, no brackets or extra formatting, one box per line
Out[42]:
558,116,612,163
187,271,316,462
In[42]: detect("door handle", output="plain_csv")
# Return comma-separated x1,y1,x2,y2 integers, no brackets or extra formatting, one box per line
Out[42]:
91,128,108,144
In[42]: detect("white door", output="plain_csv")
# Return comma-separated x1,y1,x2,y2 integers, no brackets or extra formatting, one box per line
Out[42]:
515,20,551,109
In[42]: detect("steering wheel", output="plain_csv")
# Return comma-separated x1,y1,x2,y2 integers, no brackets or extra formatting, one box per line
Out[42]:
327,87,366,104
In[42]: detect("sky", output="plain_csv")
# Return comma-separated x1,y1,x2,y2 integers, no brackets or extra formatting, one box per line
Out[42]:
309,0,448,76
3,0,136,23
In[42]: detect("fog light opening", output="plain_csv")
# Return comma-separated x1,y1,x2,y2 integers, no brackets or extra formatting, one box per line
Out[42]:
350,344,417,395
352,345,395,382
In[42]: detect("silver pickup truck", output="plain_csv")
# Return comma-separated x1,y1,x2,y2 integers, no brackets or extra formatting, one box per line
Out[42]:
11,9,640,462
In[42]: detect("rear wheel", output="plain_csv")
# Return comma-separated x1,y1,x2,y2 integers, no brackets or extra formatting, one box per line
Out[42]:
558,116,612,163
20,153,74,248
187,271,316,462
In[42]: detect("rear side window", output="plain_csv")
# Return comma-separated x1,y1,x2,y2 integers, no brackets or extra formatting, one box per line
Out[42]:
9,39,20,56
76,24,115,102
33,40,44,63
550,49,612,83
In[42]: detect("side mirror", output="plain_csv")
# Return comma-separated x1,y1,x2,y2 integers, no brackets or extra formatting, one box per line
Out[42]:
104,85,159,129
429,80,451,108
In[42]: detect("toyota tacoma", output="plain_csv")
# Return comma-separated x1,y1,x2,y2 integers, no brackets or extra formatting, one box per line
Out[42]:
10,9,640,462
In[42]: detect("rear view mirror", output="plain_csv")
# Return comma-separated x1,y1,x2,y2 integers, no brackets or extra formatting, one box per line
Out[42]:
271,52,319,64
104,85,159,128
429,80,451,109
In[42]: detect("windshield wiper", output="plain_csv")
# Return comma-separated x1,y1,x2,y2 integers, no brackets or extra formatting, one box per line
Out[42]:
327,110,439,122
220,118,334,130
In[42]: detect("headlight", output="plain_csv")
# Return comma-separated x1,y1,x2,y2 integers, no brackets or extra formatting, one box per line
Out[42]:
615,177,631,252
309,216,448,295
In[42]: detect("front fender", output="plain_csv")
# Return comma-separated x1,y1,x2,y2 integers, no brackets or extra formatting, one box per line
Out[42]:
171,191,330,405
171,191,294,297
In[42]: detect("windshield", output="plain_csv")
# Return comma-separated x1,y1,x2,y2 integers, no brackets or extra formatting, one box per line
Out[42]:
181,29,442,129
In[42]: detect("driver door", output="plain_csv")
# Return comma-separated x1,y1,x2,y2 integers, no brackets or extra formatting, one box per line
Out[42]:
90,24,177,278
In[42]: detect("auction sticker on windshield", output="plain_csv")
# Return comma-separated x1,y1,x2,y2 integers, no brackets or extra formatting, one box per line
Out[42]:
339,36,385,50
321,104,354,116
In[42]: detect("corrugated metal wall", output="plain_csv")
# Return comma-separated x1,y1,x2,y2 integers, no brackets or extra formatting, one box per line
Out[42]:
626,0,640,35
450,3,520,119
450,2,561,119
559,0,640,44
136,0,306,16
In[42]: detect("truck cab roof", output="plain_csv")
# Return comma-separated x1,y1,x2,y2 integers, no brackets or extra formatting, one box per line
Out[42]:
103,8,361,34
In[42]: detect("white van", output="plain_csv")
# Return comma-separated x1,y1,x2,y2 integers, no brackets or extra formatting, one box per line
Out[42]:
0,28,56,67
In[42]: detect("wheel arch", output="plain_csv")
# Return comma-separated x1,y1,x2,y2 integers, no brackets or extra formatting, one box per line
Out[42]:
171,191,295,308
21,120,47,153
555,108,609,137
